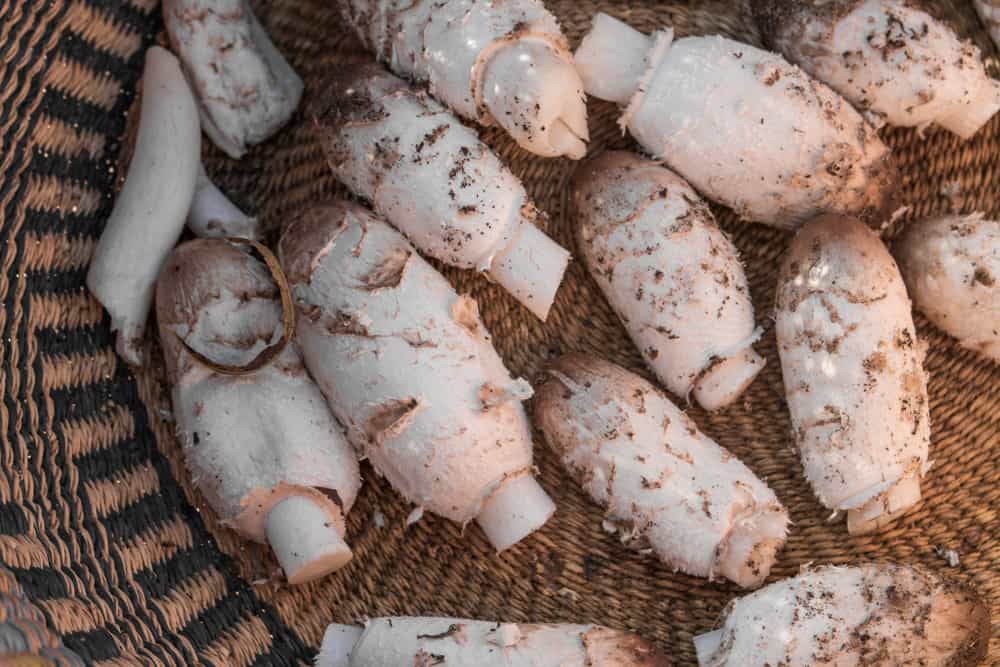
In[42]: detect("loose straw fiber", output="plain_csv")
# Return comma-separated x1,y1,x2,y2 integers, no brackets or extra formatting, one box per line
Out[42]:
2,0,998,664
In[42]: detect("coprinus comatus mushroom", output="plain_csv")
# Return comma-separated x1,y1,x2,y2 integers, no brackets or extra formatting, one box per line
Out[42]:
895,213,1000,363
534,354,788,589
776,214,931,534
694,563,990,667
310,64,571,320
164,0,303,158
574,13,897,229
279,201,555,552
318,617,668,666
572,151,765,411
156,239,361,584
752,0,1000,139
332,0,588,158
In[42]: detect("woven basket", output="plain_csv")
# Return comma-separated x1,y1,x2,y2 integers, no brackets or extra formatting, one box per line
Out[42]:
3,0,999,664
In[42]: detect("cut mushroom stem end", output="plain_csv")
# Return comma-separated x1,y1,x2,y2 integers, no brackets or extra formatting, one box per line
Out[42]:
693,629,723,667
317,624,364,667
693,348,766,412
488,220,571,321
266,495,352,584
938,79,1000,139
846,474,922,535
475,475,555,552
574,13,658,105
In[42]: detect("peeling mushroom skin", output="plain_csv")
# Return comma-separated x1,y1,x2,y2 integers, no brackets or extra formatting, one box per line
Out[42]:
572,152,765,410
776,214,930,535
334,0,588,158
311,65,570,320
164,0,304,159
87,46,200,366
156,240,361,584
279,201,555,552
574,14,897,229
693,563,990,667
753,0,1000,139
894,214,1000,362
533,354,788,589
317,617,669,667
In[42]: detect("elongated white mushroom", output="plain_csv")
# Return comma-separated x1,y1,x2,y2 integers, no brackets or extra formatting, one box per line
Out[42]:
534,354,788,588
87,46,200,365
334,0,588,158
279,201,555,552
317,617,667,667
752,0,1000,139
894,213,1000,362
157,239,361,584
572,152,764,410
311,65,570,320
187,164,260,239
164,0,303,158
694,563,990,666
776,214,930,534
574,13,897,229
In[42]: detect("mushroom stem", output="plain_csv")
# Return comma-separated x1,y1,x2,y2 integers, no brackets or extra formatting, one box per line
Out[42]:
574,13,654,105
475,475,556,552
86,46,200,365
693,629,723,666
317,624,364,667
266,495,352,584
487,219,571,321
188,165,260,239
846,474,922,535
693,348,766,412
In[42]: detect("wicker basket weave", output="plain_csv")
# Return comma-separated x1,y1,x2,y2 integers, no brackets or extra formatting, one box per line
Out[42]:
2,0,998,664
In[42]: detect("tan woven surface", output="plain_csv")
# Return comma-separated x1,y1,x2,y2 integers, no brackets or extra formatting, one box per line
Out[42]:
3,0,999,664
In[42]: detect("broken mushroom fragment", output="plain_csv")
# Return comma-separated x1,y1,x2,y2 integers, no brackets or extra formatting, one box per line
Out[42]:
317,617,668,667
574,13,897,229
164,0,303,158
752,0,1000,139
187,164,260,239
894,213,1000,363
572,152,765,410
279,201,555,552
87,46,200,365
534,354,788,588
310,64,570,320
776,214,930,535
156,239,361,584
333,0,588,158
694,563,990,667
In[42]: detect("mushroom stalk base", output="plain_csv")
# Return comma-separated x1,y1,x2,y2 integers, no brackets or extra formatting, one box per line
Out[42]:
476,475,555,552
488,221,570,321
265,495,352,584
317,624,364,667
693,629,723,666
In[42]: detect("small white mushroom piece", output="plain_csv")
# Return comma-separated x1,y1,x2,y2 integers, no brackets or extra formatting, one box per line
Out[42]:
156,239,361,584
87,46,201,365
279,201,555,552
334,0,589,158
317,617,668,667
776,214,931,534
752,0,1000,139
187,164,260,239
573,13,898,229
693,563,990,667
572,151,765,411
311,65,570,320
894,213,1000,362
533,354,788,589
164,0,304,158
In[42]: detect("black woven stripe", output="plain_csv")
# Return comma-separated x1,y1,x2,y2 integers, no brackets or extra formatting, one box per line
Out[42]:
34,324,110,361
56,31,130,81
24,206,100,237
60,627,118,662
28,268,89,296
31,146,115,194
41,88,127,141
0,501,30,535
4,566,69,600
76,0,153,36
